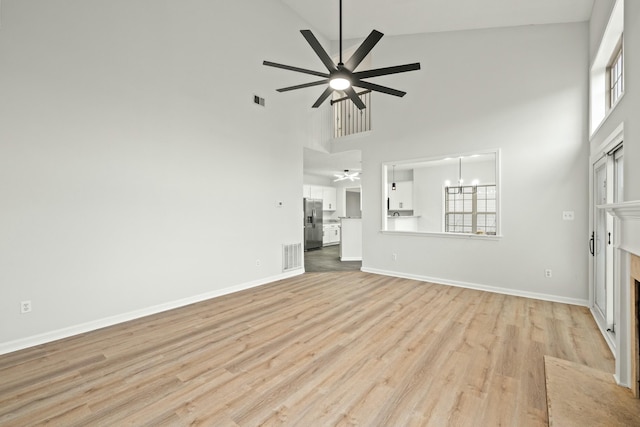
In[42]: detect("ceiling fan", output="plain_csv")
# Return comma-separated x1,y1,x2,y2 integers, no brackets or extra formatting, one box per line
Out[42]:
263,0,421,110
334,170,360,182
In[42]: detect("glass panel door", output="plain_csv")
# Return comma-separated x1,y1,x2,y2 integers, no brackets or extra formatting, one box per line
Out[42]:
593,157,608,320
591,144,623,335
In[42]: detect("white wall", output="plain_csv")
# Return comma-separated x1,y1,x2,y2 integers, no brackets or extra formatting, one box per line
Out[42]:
303,174,333,187
333,22,590,303
589,0,617,66
625,4,640,204
0,0,318,349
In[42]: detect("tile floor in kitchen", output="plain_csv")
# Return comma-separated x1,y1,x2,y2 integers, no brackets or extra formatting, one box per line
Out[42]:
304,244,361,272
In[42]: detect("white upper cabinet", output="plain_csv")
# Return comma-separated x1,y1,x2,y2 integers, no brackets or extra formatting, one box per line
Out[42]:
310,186,324,199
322,187,337,211
303,185,337,211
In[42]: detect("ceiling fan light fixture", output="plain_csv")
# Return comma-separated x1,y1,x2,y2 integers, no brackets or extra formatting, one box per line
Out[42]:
329,77,351,90
334,169,360,182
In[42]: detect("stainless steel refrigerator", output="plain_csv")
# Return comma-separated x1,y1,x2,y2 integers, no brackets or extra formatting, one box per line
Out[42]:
303,198,323,250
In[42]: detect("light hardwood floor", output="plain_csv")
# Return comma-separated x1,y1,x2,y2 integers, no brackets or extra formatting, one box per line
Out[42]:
0,272,614,426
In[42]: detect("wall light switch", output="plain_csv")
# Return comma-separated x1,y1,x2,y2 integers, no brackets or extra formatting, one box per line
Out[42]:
562,211,574,221
21,300,32,313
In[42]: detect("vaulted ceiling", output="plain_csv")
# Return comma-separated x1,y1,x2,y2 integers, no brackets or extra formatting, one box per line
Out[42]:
295,0,596,179
280,0,595,40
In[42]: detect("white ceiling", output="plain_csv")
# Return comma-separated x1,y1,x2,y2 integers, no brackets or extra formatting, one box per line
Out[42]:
296,0,595,180
304,148,362,179
280,0,595,40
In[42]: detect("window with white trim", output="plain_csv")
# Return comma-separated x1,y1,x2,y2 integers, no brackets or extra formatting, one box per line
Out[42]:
608,40,624,108
589,0,624,134
444,184,496,235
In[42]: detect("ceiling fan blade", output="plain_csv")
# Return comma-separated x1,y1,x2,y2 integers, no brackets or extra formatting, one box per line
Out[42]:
344,30,384,71
353,80,406,97
353,63,421,79
300,30,337,72
312,87,334,108
344,86,367,110
263,61,329,78
277,79,329,92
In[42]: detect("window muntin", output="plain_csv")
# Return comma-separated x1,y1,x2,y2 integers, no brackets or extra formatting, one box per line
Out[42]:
609,42,624,107
445,185,496,235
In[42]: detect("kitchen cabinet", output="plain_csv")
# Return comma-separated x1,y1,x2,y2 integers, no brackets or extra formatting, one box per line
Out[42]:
310,186,324,199
303,185,337,211
323,224,340,246
389,181,413,211
322,186,337,211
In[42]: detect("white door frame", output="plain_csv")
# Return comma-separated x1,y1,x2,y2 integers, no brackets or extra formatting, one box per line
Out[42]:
588,123,624,354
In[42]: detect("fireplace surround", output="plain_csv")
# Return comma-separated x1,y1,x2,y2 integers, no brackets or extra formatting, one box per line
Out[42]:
631,255,640,397
602,201,640,394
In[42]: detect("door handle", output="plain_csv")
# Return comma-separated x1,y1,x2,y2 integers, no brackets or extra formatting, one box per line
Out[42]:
589,232,595,256
608,232,612,245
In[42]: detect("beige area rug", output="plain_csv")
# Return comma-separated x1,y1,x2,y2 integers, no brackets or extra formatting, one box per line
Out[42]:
544,355,640,426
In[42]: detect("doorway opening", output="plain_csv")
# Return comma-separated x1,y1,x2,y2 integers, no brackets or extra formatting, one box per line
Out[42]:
303,148,363,272
345,187,362,218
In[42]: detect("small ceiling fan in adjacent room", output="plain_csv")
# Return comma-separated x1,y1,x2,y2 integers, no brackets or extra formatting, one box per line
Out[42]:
334,170,361,182
264,0,421,110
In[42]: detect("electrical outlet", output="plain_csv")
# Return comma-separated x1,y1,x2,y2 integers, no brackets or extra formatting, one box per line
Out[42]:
545,269,552,278
256,259,261,267
392,253,397,261
21,300,32,314
562,211,575,221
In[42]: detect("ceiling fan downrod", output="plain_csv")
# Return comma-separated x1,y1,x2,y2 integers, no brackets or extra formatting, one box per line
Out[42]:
338,0,343,66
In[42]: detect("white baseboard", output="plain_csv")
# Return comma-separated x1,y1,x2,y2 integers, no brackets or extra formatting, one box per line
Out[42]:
0,269,304,355
341,257,362,261
361,267,589,307
589,307,617,357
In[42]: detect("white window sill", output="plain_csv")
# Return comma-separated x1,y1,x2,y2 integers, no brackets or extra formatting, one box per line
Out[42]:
590,92,625,139
380,230,502,240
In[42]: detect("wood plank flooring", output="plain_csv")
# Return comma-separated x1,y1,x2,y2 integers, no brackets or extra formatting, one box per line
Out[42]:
0,272,614,426
545,356,640,426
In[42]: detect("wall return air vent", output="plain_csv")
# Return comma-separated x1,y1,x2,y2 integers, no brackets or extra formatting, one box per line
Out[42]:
282,243,302,271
